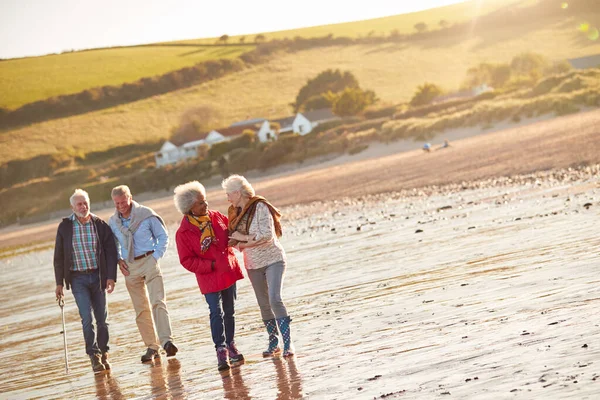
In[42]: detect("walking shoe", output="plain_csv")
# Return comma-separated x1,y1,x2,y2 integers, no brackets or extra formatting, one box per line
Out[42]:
141,347,160,363
227,341,244,363
163,341,179,357
90,354,106,373
101,352,111,370
262,319,281,357
216,346,230,371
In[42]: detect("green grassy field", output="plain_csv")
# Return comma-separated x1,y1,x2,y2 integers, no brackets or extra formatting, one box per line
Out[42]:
0,0,523,110
0,45,252,109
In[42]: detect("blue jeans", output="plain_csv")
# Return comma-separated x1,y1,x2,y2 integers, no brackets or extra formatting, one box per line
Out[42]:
70,272,109,355
204,283,237,349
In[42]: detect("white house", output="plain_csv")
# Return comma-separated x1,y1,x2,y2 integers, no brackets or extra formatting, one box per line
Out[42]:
297,108,340,134
271,109,338,137
255,120,277,142
154,141,180,167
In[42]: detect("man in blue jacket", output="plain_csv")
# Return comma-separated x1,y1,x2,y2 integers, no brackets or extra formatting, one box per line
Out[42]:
54,189,118,373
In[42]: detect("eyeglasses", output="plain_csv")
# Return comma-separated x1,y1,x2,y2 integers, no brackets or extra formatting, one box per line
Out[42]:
196,199,208,206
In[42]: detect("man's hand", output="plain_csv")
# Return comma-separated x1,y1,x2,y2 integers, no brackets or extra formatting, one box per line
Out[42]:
106,279,116,294
55,285,64,301
118,259,130,276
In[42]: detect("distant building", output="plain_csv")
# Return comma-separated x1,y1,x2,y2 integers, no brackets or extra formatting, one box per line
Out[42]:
154,109,340,167
568,54,600,70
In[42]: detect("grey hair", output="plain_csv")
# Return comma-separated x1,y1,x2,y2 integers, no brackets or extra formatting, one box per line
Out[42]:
69,188,90,206
111,185,132,198
221,174,255,198
173,181,206,215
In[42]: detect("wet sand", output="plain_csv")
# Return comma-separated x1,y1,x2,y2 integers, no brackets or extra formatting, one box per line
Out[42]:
1,163,599,399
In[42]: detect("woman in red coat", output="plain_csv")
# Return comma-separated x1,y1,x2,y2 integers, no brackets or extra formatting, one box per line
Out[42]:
173,181,244,371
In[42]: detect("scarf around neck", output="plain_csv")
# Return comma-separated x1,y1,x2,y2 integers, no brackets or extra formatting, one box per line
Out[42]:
187,214,216,253
109,200,165,263
227,196,282,239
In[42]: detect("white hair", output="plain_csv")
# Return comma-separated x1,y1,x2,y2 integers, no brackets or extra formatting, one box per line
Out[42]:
111,185,132,198
221,174,255,198
69,189,90,206
173,181,206,215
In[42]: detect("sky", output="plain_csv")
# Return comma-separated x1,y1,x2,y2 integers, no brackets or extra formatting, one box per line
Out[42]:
0,0,467,59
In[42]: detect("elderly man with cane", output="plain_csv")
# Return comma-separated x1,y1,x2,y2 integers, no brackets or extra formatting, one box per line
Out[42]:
109,185,178,363
53,189,118,373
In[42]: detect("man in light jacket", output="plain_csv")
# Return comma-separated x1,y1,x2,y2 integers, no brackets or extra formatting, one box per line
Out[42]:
109,185,178,363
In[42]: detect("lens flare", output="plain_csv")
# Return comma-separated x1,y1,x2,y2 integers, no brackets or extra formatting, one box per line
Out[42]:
561,2,568,9
578,23,590,33
588,28,599,41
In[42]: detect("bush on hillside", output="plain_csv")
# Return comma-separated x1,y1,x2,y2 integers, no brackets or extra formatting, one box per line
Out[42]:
301,93,336,112
332,87,378,116
170,106,222,144
291,69,359,112
511,52,548,77
410,83,444,107
463,62,512,89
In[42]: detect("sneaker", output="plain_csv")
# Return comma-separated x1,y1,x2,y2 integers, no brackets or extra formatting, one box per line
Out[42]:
163,341,179,357
90,354,106,373
141,347,160,363
101,352,111,370
227,341,244,363
216,346,230,371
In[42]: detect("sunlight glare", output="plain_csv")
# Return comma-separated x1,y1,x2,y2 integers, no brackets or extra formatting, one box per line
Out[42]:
577,22,590,33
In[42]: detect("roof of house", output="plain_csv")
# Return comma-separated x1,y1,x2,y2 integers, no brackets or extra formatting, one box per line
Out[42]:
230,118,267,127
271,115,296,128
568,54,600,70
300,108,339,123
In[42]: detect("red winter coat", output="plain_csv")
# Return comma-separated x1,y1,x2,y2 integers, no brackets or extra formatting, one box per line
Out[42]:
175,210,243,294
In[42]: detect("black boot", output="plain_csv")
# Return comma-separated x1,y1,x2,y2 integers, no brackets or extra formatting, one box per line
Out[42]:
141,347,159,363
90,354,106,373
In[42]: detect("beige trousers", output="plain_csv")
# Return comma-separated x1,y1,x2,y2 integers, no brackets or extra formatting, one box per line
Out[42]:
125,255,173,350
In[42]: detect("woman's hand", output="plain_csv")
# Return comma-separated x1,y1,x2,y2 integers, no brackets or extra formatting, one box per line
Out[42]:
243,236,269,249
230,231,252,242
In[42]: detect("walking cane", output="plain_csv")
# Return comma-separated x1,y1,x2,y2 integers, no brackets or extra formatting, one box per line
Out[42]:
58,297,70,374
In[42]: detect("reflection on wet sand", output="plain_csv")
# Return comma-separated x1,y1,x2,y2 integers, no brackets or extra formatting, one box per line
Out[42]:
273,357,303,400
94,373,124,400
149,358,186,399
221,364,251,400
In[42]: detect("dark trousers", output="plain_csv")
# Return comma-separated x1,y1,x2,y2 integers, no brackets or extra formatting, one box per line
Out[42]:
204,283,237,349
70,272,109,355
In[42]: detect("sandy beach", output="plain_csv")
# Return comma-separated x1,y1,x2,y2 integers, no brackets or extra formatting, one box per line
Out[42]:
0,110,599,399
1,109,599,251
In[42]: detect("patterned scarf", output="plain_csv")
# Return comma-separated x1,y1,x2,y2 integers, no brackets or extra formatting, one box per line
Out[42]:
228,196,282,238
187,214,216,253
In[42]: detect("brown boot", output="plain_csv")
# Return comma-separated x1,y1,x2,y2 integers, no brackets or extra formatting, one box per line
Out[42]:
101,352,111,370
90,354,106,373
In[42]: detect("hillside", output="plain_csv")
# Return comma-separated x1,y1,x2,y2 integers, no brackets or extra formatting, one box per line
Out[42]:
2,0,599,164
0,0,516,110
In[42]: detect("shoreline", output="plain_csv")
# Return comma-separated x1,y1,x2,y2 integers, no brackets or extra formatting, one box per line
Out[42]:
1,109,599,251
